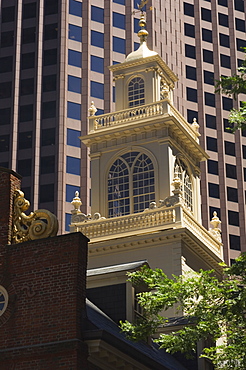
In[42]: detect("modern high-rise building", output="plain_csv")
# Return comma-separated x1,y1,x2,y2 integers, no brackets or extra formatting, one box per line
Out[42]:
0,0,245,263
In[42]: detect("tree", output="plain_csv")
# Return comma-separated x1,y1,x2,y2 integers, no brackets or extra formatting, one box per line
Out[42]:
215,55,246,132
120,253,246,370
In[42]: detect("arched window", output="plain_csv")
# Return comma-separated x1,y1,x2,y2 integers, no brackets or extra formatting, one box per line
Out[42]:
108,152,155,217
128,77,145,107
174,158,193,211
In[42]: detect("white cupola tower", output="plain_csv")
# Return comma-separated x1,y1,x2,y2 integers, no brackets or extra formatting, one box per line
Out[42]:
72,15,223,278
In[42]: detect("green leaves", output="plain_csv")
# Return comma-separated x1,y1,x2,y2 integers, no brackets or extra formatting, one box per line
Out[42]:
120,253,246,369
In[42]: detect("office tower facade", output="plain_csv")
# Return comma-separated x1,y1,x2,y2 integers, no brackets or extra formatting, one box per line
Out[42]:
0,0,245,263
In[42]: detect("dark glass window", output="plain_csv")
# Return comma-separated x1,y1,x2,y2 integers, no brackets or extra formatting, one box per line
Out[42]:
17,158,32,176
206,137,218,151
68,75,81,93
66,184,80,202
187,109,198,123
65,213,72,232
69,0,82,17
224,118,234,132
228,210,239,226
19,104,33,122
0,135,10,152
69,24,82,42
41,128,56,146
208,159,218,175
39,184,54,203
91,55,104,73
229,234,241,250
23,3,36,19
0,108,11,125
18,131,32,150
0,56,13,73
236,38,246,52
40,156,55,174
184,23,195,37
91,30,104,48
222,97,233,110
219,33,230,47
203,49,213,63
208,183,220,198
44,23,58,40
234,0,244,12
0,82,12,99
205,114,216,129
43,49,57,66
220,54,231,68
227,187,238,202
244,168,246,181
236,18,245,32
204,70,214,85
226,163,237,179
67,128,81,147
1,31,14,47
113,12,125,29
91,81,104,99
113,0,125,4
2,6,15,23
66,156,81,175
185,44,196,59
44,0,58,15
243,145,246,159
134,42,140,50
201,8,212,22
113,36,126,54
218,13,229,27
21,52,35,69
22,27,36,44
186,66,197,80
238,59,244,67
0,162,9,168
42,101,56,119
68,49,82,67
205,92,215,107
187,87,197,102
225,141,236,156
218,0,228,6
91,6,104,23
202,28,212,43
184,3,194,16
42,75,57,92
67,101,81,120
20,78,34,95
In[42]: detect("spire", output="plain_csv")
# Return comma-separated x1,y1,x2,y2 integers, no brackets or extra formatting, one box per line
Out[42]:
124,13,157,63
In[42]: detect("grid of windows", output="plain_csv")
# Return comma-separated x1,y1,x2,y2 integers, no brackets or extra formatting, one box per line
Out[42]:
128,77,145,107
108,152,155,217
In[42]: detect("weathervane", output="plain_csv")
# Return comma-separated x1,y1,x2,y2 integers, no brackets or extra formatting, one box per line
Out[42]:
132,0,152,15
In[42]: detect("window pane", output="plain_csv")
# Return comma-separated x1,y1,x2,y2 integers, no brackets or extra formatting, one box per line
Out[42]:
18,131,32,149
68,49,82,67
67,128,81,147
236,18,246,32
234,0,244,12
17,158,32,176
0,108,11,125
218,0,228,6
222,97,233,110
229,234,241,250
66,156,81,175
91,81,104,99
228,210,239,226
67,101,81,120
40,156,55,174
69,24,82,42
23,3,36,19
208,183,220,198
201,8,212,22
206,137,218,152
187,109,198,123
66,184,80,202
41,128,56,146
113,12,125,29
91,30,104,48
219,33,230,47
68,75,81,93
42,101,56,119
187,87,197,102
236,38,246,52
185,44,196,59
113,36,126,54
208,160,218,175
218,13,228,27
65,213,72,232
202,29,212,42
42,75,57,92
43,49,57,66
226,164,237,179
224,118,234,132
0,56,13,73
205,114,216,129
44,23,58,40
44,0,58,15
91,6,104,23
2,6,15,23
21,52,35,69
227,187,238,202
186,66,197,80
225,141,235,156
0,82,12,99
184,3,194,16
22,27,36,44
205,92,215,107
203,49,213,63
204,70,214,85
128,77,145,107
220,54,231,68
1,31,14,47
91,55,104,73
0,135,10,152
20,78,34,95
19,104,33,122
69,0,82,17
39,184,54,203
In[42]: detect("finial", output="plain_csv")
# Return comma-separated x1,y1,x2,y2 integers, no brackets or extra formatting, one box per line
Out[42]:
88,101,97,116
138,14,149,43
191,117,201,137
71,191,82,214
209,211,222,242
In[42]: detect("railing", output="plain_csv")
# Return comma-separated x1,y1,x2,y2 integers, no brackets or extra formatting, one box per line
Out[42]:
88,100,169,132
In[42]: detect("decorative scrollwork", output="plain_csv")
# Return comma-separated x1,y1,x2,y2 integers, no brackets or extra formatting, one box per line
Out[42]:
71,192,105,224
12,190,58,243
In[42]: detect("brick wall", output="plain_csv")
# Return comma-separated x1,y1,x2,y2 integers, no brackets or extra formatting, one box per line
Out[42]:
0,168,21,246
0,227,89,368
